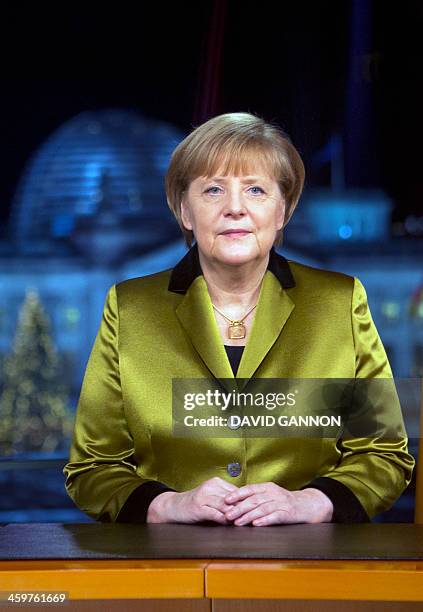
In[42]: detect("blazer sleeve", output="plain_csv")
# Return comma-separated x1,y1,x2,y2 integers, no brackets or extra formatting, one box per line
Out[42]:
302,277,415,521
63,284,174,522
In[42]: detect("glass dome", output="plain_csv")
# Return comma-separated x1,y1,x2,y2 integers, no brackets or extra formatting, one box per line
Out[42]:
10,109,185,248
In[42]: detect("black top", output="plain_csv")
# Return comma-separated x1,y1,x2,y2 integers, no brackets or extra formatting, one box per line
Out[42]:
223,344,244,376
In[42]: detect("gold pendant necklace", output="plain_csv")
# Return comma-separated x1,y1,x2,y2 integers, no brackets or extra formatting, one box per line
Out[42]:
212,302,258,339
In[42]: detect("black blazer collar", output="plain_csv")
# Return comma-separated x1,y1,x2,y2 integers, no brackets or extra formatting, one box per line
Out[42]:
168,242,296,294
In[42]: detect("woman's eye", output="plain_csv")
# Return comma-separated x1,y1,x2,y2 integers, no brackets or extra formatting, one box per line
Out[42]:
204,186,222,195
248,186,265,195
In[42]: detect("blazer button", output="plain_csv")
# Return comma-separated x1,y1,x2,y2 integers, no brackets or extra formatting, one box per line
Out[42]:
227,462,241,477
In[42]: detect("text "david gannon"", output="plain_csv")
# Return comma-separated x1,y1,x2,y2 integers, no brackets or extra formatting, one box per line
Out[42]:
183,414,342,427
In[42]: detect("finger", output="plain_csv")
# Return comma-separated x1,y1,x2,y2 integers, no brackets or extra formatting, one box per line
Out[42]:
212,476,237,488
218,480,239,493
210,476,238,492
225,496,265,520
202,505,233,525
233,502,284,526
224,483,269,503
252,509,295,526
206,477,238,495
207,494,236,514
224,486,254,503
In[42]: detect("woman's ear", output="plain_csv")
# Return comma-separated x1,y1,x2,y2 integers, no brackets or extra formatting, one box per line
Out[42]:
276,198,286,231
180,199,193,231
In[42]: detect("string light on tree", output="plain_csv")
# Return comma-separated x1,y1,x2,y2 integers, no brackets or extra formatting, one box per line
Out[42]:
0,288,74,456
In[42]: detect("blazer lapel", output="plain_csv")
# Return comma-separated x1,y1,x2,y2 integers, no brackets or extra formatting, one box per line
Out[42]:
236,270,295,386
175,275,235,382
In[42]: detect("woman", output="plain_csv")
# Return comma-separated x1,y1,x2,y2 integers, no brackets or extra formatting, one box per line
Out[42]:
63,112,414,526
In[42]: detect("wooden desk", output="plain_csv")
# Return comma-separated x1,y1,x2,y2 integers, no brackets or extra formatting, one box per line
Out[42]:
206,559,423,601
1,524,423,611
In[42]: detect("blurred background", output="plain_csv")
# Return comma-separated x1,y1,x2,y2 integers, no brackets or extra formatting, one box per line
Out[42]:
0,0,422,523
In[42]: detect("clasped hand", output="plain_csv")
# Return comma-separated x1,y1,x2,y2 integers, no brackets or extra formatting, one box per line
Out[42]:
148,476,333,525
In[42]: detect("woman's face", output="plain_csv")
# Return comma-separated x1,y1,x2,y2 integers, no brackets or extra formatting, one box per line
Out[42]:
181,164,285,266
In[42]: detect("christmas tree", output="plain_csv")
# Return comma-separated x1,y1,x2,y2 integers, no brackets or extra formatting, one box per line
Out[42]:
0,288,74,456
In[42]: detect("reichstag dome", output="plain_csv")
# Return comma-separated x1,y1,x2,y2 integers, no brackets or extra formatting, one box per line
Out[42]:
9,109,184,258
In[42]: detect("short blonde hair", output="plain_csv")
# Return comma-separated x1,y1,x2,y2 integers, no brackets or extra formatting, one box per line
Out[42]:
165,112,305,247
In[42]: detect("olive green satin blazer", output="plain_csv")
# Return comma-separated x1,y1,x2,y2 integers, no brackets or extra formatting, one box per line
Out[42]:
63,248,414,522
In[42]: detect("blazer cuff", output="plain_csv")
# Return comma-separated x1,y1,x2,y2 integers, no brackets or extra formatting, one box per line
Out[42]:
116,481,177,523
300,476,370,523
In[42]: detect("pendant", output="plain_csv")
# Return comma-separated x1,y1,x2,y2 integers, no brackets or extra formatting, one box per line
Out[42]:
228,321,246,339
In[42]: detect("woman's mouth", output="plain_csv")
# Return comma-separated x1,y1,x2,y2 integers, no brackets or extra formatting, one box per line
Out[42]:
220,231,251,238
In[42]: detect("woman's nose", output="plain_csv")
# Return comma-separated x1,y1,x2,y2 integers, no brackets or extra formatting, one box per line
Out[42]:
223,190,247,215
